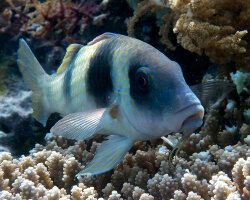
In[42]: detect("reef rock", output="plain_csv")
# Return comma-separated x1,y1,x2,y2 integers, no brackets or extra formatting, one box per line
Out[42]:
0,77,34,155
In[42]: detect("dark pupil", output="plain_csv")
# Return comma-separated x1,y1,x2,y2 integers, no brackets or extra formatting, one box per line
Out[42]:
129,68,150,99
138,75,147,87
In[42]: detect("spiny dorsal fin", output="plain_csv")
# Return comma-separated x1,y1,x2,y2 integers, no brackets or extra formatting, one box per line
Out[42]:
57,44,83,74
87,32,117,46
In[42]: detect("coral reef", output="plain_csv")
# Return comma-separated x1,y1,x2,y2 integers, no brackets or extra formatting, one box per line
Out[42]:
0,133,249,199
0,54,32,154
0,76,34,155
0,0,249,199
0,71,249,199
0,0,108,42
127,0,250,70
0,0,26,36
22,0,107,42
0,55,45,156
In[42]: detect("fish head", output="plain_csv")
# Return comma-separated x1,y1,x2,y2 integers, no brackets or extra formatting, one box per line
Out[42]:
121,51,204,139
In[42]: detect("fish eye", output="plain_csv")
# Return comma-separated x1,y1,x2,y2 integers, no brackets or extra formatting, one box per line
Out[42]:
129,66,152,101
136,71,148,90
134,67,151,94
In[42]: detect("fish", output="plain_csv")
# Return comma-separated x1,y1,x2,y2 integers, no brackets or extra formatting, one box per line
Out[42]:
17,32,231,176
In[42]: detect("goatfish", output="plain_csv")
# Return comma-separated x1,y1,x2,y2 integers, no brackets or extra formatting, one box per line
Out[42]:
18,32,229,176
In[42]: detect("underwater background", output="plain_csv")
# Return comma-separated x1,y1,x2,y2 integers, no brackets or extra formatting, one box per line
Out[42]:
0,0,249,199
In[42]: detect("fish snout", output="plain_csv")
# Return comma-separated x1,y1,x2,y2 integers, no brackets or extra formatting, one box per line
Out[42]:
180,103,204,133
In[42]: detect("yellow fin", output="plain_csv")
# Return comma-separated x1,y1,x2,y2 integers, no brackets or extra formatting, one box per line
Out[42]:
87,32,117,45
57,44,82,74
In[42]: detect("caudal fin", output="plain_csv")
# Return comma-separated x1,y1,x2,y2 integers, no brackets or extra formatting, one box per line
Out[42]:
17,39,51,126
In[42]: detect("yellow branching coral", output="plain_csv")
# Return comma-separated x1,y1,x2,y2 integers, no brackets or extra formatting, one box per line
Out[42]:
0,133,249,199
172,3,248,67
35,163,53,189
127,0,250,70
0,168,10,191
63,157,81,191
232,157,250,200
208,171,240,199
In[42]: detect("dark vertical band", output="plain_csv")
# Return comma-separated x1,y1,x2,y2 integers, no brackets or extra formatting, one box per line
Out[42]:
63,45,82,100
86,40,114,107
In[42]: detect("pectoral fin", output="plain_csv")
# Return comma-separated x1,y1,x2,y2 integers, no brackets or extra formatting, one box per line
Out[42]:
77,135,134,176
50,108,109,140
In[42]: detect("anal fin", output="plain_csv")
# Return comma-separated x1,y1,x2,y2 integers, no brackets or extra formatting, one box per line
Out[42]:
77,135,134,176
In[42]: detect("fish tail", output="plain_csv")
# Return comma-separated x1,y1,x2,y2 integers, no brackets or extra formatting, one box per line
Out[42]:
17,39,51,126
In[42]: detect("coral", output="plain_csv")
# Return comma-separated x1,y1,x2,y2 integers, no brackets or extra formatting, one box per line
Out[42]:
0,76,34,155
1,126,249,199
230,70,249,94
0,4,249,198
181,173,209,199
0,51,38,157
189,152,219,180
127,0,250,70
22,0,107,42
0,0,108,43
0,57,11,96
232,157,250,200
0,0,27,36
0,168,10,191
208,171,239,200
0,88,32,129
103,183,115,198
71,184,98,200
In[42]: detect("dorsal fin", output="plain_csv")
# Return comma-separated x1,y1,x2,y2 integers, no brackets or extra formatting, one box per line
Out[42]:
57,44,83,74
87,32,117,46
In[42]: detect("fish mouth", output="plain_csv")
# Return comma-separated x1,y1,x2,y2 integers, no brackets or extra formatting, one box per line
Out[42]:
178,103,204,133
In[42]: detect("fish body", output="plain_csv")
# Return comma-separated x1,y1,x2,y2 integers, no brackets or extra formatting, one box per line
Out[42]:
17,33,204,176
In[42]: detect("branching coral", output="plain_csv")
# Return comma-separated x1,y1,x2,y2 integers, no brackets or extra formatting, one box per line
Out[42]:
232,157,250,200
208,171,240,200
0,0,27,36
127,0,250,70
0,0,108,43
22,0,107,42
2,90,250,200
0,132,249,199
